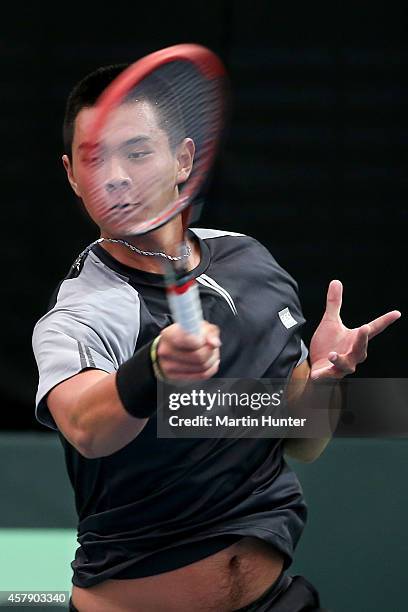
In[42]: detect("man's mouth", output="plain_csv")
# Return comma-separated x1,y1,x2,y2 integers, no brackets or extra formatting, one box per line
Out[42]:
110,202,140,210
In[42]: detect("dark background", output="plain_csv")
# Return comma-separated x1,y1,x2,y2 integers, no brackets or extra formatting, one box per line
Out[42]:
2,3,406,430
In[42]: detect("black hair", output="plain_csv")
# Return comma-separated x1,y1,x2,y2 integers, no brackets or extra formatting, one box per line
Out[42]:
63,63,186,159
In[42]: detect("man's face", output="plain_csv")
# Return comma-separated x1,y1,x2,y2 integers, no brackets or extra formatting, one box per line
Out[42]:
64,100,192,235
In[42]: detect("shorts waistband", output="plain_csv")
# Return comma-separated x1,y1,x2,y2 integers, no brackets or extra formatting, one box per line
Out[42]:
233,569,292,611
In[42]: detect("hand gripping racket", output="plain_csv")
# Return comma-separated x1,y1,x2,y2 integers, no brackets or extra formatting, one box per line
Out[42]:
82,44,228,337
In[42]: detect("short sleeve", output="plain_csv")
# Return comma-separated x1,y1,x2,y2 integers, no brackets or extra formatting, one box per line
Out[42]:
246,236,308,379
296,339,309,367
32,250,142,431
32,313,118,431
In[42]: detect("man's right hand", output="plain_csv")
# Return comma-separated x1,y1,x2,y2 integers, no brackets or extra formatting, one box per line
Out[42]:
156,322,221,380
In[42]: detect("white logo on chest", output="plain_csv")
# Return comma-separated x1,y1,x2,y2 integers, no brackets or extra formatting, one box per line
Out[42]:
278,307,298,329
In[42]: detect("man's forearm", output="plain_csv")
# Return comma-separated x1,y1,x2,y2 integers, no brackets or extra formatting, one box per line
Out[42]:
74,341,158,458
74,372,149,458
283,376,342,463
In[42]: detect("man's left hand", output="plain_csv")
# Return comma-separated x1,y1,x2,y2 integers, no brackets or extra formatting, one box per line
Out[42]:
309,280,401,381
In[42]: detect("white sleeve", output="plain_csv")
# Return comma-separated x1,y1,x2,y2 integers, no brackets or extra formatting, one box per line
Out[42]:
32,312,118,430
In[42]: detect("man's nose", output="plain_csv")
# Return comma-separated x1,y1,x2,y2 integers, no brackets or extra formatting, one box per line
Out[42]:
105,177,131,193
104,159,131,193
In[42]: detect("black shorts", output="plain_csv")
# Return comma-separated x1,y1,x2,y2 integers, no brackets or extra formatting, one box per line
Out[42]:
68,572,328,611
234,570,327,611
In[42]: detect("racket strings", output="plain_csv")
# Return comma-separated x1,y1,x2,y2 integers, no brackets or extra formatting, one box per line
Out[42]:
88,58,226,237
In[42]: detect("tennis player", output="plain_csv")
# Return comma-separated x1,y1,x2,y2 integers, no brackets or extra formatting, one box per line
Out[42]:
32,65,400,612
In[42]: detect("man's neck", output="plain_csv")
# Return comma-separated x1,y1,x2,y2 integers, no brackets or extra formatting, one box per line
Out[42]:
99,220,200,274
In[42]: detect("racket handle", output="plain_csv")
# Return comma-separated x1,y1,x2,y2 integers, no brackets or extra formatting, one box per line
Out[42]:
167,279,203,337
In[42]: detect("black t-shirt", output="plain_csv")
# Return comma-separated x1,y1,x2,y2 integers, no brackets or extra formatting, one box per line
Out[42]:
32,228,309,588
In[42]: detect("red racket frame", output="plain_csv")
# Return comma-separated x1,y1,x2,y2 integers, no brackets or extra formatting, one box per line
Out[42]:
87,43,227,235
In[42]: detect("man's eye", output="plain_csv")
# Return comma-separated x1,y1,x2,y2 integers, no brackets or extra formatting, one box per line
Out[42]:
127,151,149,159
84,156,103,165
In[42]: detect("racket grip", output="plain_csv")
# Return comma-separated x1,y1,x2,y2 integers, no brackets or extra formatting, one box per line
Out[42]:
167,279,203,337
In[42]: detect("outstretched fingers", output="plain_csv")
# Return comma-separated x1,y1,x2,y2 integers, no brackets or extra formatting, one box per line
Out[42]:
366,310,402,340
324,280,343,321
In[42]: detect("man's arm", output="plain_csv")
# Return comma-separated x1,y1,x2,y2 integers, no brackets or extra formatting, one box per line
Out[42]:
47,368,147,459
46,321,221,459
283,359,341,463
284,279,400,463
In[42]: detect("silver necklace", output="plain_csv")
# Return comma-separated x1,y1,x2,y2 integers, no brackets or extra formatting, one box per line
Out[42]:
99,237,191,261
73,237,191,271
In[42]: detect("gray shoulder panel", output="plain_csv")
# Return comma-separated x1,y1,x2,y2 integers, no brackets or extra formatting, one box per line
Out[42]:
32,252,140,430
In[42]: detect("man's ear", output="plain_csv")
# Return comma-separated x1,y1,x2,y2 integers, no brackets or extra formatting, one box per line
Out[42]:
62,154,81,197
176,138,195,185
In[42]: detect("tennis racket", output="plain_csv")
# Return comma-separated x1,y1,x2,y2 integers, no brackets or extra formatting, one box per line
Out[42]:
82,44,228,337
